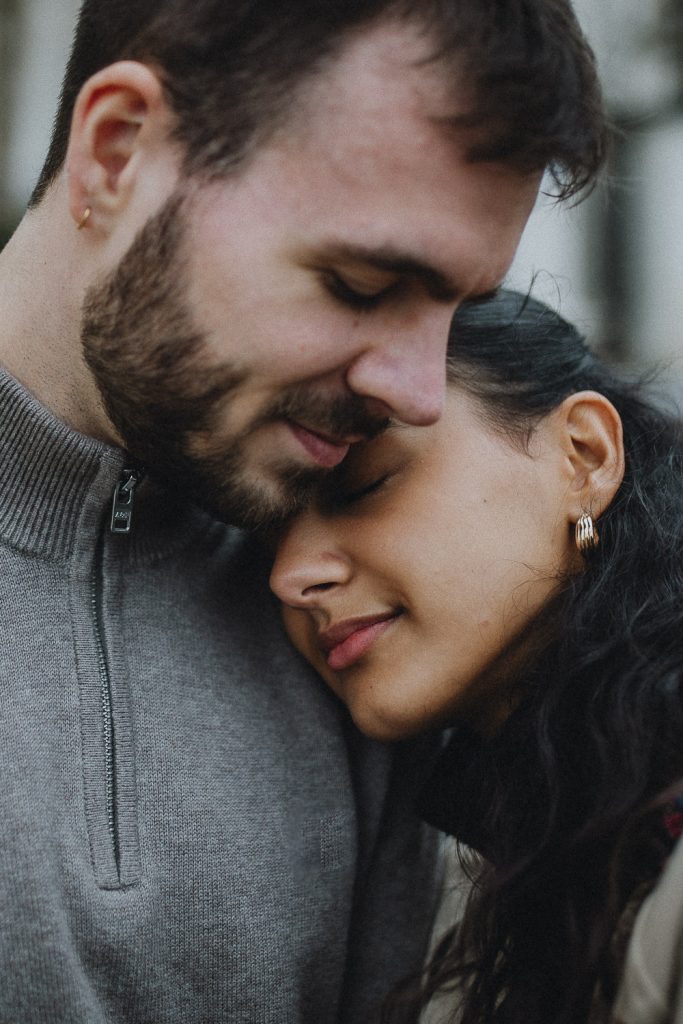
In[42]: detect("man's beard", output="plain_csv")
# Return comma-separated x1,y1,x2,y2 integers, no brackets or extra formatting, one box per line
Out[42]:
81,192,387,529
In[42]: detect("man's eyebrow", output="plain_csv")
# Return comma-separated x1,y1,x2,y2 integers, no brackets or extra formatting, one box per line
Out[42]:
314,243,463,303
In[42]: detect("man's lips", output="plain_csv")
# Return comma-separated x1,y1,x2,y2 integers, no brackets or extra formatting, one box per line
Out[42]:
319,612,402,672
288,421,362,468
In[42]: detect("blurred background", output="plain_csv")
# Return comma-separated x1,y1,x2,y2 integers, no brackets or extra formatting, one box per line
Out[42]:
0,0,681,401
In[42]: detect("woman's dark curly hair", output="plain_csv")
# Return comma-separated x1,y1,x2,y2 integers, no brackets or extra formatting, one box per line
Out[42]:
384,290,683,1024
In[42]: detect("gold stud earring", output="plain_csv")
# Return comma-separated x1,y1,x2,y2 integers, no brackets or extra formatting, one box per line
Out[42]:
77,207,92,230
575,512,599,554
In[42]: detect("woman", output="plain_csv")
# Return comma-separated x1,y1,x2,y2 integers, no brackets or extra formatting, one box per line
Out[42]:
270,290,683,1024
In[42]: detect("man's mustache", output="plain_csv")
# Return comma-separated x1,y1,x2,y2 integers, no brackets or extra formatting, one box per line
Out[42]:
263,383,390,442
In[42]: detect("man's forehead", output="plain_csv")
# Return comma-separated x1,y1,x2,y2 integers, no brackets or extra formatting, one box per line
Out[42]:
283,18,465,141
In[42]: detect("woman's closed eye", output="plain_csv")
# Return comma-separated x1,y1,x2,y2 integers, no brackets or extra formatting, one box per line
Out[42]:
324,472,391,511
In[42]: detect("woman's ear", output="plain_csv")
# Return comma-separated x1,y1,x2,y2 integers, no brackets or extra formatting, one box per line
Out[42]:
66,61,177,233
557,390,625,522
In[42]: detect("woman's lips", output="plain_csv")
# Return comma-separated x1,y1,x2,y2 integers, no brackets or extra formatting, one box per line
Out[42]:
320,612,401,672
288,422,351,468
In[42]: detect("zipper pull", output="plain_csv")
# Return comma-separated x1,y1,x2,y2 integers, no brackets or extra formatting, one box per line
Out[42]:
110,467,144,535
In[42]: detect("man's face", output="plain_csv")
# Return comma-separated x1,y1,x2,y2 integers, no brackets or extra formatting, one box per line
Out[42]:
81,22,540,528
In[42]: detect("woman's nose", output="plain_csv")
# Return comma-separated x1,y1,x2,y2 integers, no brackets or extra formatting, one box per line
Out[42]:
270,515,352,607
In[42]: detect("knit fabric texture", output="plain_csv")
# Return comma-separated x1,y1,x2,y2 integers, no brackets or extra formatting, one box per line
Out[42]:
0,369,440,1024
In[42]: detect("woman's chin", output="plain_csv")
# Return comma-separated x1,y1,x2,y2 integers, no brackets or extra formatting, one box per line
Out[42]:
346,697,428,743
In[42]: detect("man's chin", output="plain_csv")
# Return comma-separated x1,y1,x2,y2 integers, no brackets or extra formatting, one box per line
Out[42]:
185,465,324,531
121,428,326,529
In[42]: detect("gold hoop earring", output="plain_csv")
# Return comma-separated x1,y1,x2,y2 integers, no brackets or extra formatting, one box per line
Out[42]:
77,207,92,230
575,512,599,554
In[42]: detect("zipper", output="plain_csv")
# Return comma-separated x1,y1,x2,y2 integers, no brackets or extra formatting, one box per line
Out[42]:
89,466,145,880
91,526,120,876
110,466,144,535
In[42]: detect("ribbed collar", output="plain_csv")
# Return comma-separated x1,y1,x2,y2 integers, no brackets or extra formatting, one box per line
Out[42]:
0,368,211,563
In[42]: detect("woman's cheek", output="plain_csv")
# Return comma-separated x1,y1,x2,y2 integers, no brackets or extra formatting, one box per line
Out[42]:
282,605,307,651
282,606,329,678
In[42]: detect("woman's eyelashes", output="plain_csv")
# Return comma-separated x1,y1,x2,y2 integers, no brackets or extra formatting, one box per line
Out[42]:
323,271,397,311
324,472,391,511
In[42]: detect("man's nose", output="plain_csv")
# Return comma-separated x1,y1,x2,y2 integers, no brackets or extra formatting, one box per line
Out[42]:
270,514,352,608
344,309,452,426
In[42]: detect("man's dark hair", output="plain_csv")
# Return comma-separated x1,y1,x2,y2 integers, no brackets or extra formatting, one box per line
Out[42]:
30,0,607,207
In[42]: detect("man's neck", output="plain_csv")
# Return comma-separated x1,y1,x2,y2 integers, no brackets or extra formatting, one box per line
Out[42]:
0,189,113,442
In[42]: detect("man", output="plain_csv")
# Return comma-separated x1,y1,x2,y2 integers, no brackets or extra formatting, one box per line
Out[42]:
0,2,605,1021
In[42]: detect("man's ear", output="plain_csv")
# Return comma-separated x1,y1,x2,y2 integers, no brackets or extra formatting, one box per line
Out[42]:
66,61,176,232
557,390,625,522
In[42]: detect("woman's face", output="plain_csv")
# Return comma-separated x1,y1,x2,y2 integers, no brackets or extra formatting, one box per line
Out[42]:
270,387,578,740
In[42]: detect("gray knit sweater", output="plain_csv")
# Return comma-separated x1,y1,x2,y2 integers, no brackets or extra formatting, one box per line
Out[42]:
0,369,439,1024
